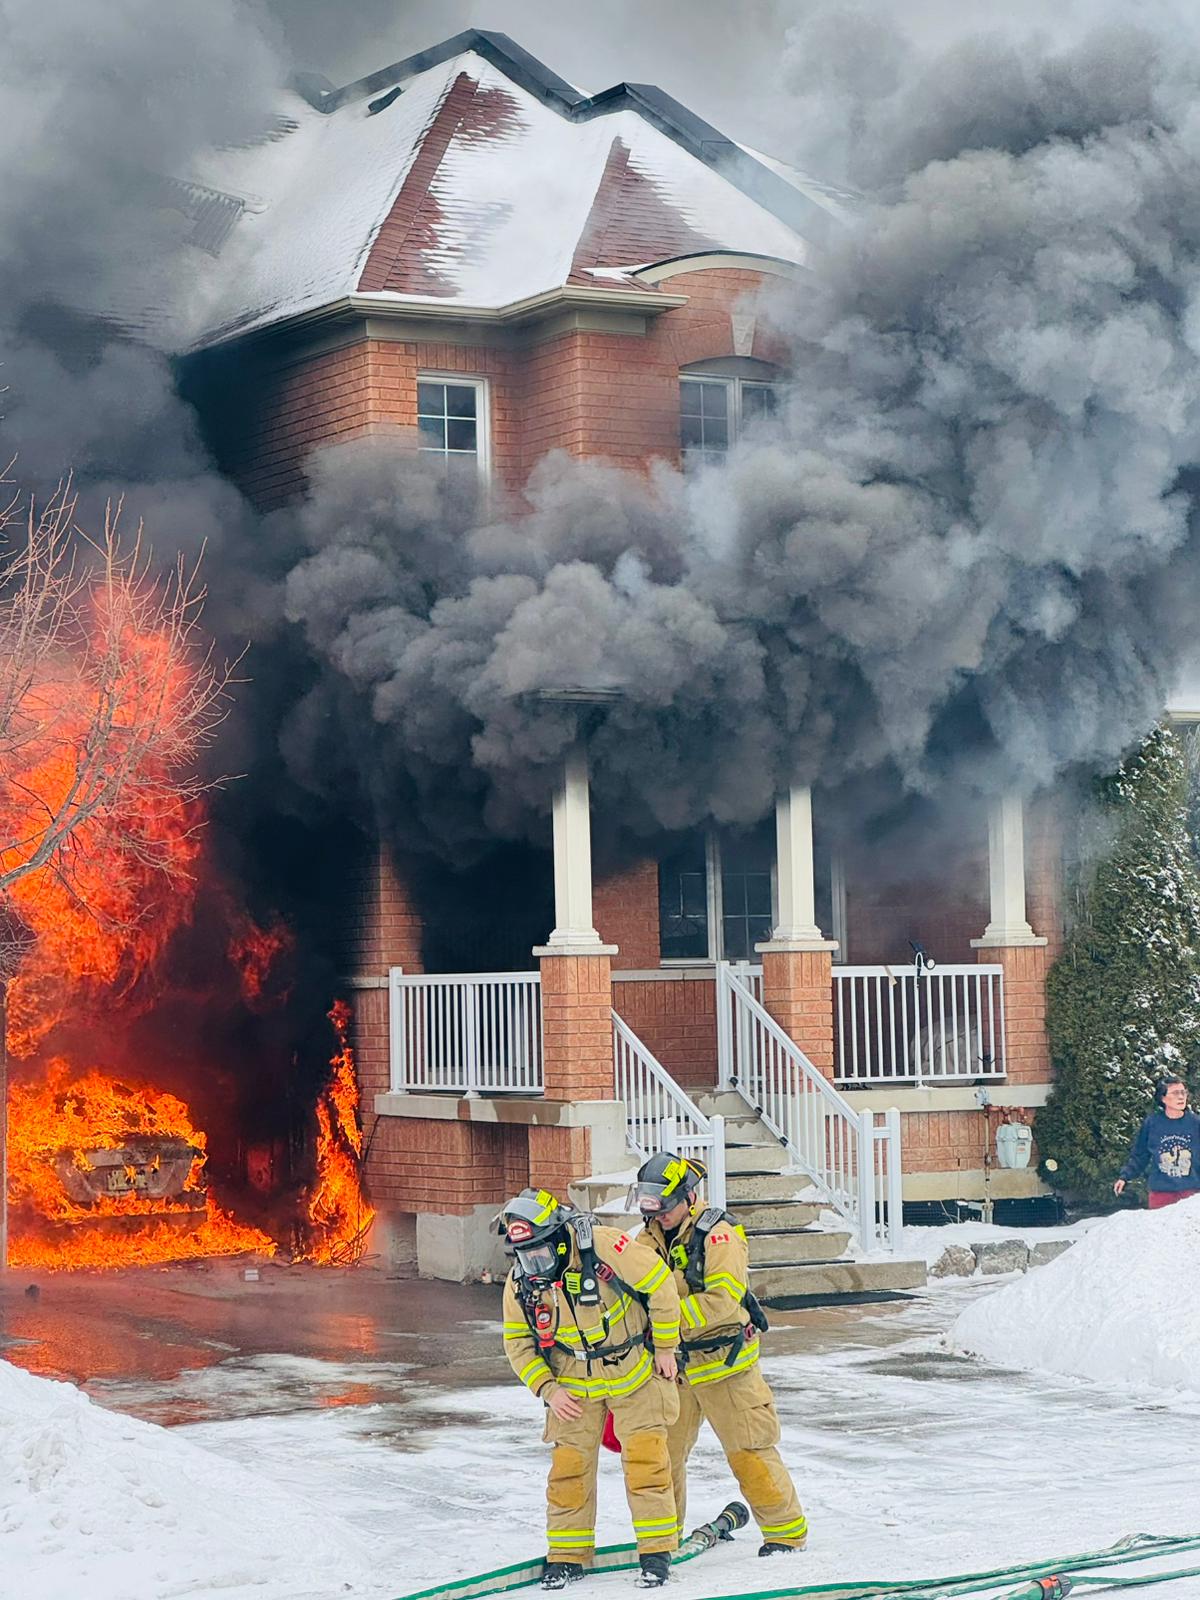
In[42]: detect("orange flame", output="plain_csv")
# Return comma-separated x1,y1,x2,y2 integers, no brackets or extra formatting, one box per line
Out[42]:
294,1001,374,1266
7,1060,274,1271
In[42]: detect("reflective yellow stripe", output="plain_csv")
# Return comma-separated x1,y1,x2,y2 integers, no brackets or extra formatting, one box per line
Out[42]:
604,1352,653,1397
684,1343,759,1386
632,1517,677,1532
632,1261,669,1293
762,1516,808,1538
651,1319,679,1338
605,1293,634,1322
704,1272,745,1299
548,1530,595,1547
680,1294,706,1329
532,1189,560,1223
502,1322,529,1335
518,1356,553,1390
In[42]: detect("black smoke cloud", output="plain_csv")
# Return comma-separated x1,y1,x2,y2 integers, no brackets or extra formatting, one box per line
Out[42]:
4,1,1200,872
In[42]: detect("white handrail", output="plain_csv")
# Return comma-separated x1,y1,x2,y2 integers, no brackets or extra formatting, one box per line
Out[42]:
612,1011,726,1210
715,963,900,1251
390,970,543,1094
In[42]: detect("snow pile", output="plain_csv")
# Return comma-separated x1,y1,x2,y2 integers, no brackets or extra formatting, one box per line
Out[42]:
0,1358,379,1600
950,1199,1200,1394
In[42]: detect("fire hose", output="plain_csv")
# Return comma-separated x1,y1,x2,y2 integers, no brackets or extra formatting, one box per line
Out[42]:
396,1533,1200,1600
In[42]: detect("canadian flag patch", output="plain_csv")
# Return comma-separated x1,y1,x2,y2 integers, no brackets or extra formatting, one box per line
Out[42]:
709,1231,732,1245
613,1233,631,1254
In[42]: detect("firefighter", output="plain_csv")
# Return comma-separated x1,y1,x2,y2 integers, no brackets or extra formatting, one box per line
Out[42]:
633,1153,808,1556
499,1187,683,1590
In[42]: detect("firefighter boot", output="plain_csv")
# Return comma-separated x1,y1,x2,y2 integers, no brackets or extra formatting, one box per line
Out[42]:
637,1553,671,1588
541,1563,585,1591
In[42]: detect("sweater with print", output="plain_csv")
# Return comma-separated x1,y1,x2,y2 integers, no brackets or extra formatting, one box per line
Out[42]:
1119,1109,1200,1193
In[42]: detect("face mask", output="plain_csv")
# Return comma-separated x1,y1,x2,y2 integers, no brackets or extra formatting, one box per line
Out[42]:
636,1182,672,1214
516,1242,559,1283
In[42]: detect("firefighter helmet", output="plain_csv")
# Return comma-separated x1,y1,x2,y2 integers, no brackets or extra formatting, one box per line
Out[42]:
632,1152,706,1216
498,1188,575,1285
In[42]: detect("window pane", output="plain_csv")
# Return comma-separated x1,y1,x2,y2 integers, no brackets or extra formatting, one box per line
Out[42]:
744,872,772,917
722,917,750,960
418,415,446,448
417,382,445,417
446,418,477,452
704,417,728,449
446,384,477,419
741,383,778,422
680,380,705,417
659,834,710,961
680,414,704,449
700,382,730,420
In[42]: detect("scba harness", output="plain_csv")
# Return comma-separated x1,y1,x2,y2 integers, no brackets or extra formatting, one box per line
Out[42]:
514,1211,649,1370
671,1205,770,1370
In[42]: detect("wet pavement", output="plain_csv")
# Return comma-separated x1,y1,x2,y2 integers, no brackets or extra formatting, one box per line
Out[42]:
0,1257,921,1424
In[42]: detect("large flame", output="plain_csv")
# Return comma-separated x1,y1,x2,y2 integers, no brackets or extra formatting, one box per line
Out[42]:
7,1060,275,1271
2,571,373,1271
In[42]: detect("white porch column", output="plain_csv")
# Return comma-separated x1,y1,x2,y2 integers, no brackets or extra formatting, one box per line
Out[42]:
972,792,1044,948
542,743,608,951
767,783,830,947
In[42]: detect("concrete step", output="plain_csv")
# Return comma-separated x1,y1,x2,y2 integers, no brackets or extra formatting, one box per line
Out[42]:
570,1177,633,1212
728,1198,823,1231
724,1143,789,1174
694,1091,753,1117
744,1227,851,1265
719,1115,775,1144
725,1171,814,1203
752,1257,928,1302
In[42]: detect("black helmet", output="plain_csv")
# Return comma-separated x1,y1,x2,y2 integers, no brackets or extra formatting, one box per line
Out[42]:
498,1188,574,1285
632,1152,706,1217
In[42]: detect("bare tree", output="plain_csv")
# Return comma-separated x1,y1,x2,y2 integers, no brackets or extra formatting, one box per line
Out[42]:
0,471,234,956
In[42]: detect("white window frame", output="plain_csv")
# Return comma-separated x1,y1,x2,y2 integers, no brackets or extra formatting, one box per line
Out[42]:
660,831,848,966
416,372,491,479
680,364,780,467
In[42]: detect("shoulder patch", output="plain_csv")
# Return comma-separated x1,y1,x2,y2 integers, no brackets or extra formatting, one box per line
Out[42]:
612,1233,631,1254
708,1230,732,1245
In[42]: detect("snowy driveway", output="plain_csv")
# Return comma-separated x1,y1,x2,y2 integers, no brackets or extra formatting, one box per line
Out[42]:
3,1266,1197,1599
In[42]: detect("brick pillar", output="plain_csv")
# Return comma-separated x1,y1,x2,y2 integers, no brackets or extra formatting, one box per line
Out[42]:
529,1124,593,1197
537,952,616,1102
978,943,1052,1086
759,947,837,1080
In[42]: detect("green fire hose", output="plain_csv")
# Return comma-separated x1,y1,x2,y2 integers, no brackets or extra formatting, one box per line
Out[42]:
397,1533,1200,1600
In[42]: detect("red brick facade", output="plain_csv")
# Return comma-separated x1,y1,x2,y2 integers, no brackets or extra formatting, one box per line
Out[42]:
209,253,1069,1241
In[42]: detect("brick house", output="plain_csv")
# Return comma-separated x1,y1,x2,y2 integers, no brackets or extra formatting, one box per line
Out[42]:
186,31,1064,1286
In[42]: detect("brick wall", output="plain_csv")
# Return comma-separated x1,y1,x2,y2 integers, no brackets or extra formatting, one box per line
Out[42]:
613,977,719,1088
900,1106,1040,1174
595,859,660,969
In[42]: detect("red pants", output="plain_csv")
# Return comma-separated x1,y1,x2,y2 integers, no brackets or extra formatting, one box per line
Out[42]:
1148,1189,1199,1210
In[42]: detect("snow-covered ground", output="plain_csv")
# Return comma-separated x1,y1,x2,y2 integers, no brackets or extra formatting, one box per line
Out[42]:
5,1228,1200,1600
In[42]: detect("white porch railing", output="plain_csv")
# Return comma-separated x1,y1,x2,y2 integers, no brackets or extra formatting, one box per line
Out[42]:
833,965,1006,1085
715,963,900,1251
613,1011,726,1210
389,970,543,1094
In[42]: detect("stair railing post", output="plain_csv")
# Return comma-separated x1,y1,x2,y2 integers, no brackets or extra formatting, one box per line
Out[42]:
856,1108,877,1253
659,1116,678,1157
716,962,734,1090
885,1106,903,1252
708,1114,726,1211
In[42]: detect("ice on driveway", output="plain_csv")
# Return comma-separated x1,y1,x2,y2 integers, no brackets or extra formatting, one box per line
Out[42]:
950,1198,1200,1395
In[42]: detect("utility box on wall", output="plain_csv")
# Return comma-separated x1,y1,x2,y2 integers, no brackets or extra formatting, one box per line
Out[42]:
996,1121,1033,1170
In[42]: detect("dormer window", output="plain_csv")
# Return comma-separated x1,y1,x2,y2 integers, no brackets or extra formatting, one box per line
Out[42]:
679,360,780,468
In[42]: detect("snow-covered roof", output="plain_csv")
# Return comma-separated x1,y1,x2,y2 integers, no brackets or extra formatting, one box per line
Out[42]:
183,30,825,348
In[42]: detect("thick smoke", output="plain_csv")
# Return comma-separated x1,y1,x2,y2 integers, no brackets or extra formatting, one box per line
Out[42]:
283,4,1200,854
6,1,1200,872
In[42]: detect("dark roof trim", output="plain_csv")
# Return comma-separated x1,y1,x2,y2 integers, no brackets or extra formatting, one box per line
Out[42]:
290,29,830,240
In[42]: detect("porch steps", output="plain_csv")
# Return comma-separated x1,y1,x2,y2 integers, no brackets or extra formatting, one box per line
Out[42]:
694,1090,928,1306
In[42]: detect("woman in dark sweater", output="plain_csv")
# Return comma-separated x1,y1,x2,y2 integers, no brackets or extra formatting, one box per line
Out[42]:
1114,1076,1200,1209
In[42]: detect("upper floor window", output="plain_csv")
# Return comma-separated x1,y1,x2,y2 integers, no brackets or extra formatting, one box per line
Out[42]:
680,367,779,468
417,376,488,476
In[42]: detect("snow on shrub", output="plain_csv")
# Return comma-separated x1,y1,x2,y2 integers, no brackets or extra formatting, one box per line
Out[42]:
950,1197,1200,1394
